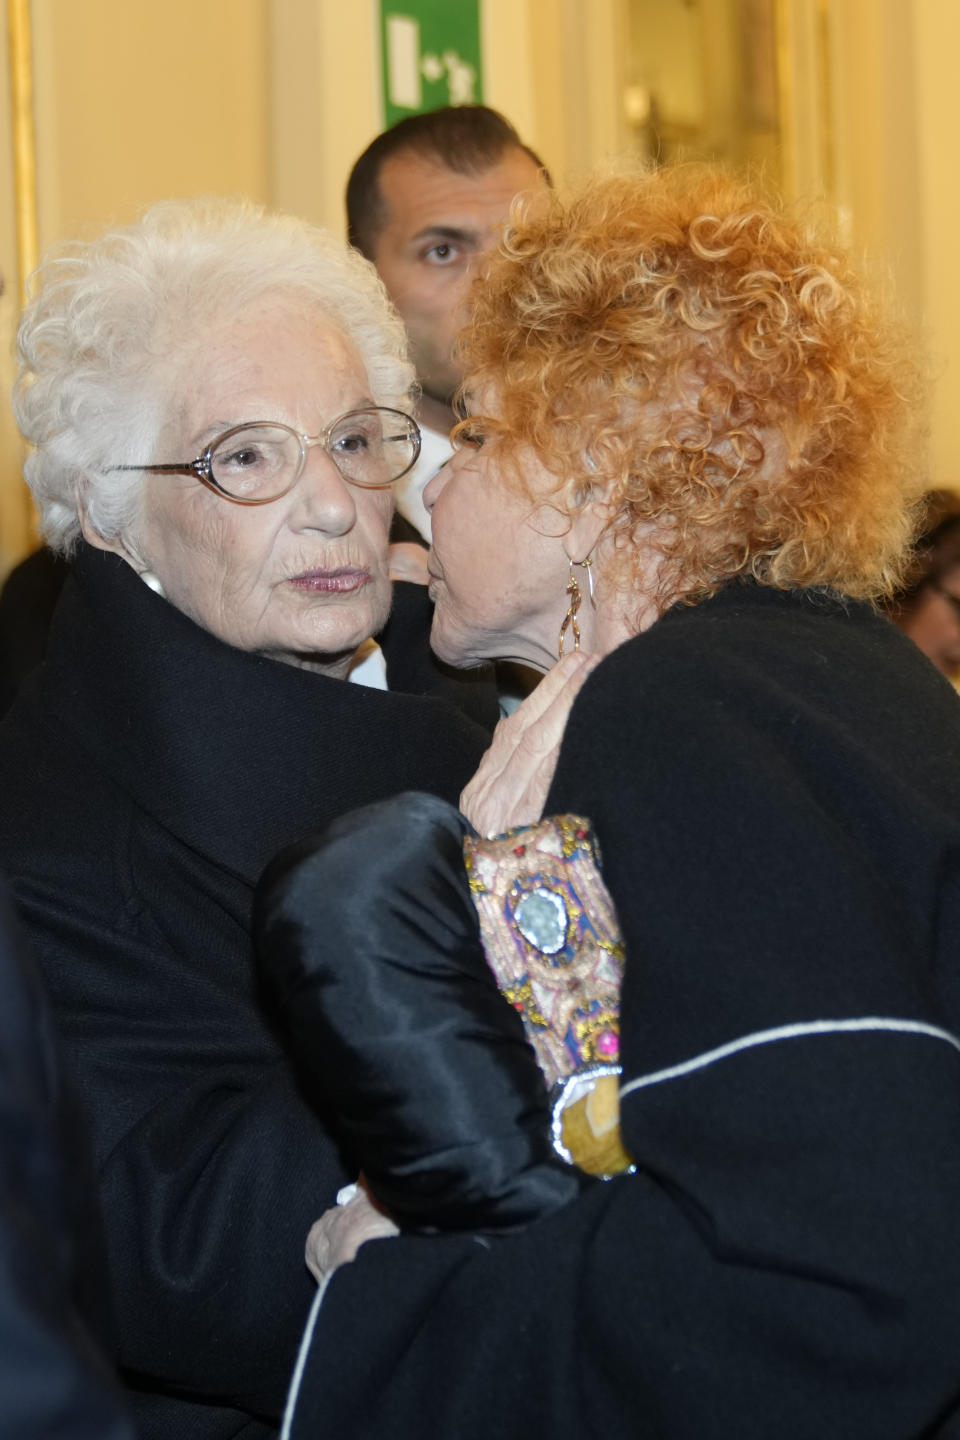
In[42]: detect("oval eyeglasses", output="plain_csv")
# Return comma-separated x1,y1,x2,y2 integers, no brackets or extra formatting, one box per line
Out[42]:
111,407,422,505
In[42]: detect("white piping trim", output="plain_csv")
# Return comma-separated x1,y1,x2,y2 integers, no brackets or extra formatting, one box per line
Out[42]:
280,1014,960,1434
282,1233,493,1438
619,1017,960,1101
280,1275,331,1440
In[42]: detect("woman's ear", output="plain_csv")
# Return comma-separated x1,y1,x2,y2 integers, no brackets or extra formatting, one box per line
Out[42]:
78,504,146,570
78,497,113,552
564,494,612,567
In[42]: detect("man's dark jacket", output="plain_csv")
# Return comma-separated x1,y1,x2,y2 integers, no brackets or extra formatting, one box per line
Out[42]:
0,544,493,1440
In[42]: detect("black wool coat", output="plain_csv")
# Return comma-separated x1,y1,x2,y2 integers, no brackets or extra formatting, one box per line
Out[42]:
0,872,134,1440
0,544,69,715
0,545,494,1440
286,585,960,1440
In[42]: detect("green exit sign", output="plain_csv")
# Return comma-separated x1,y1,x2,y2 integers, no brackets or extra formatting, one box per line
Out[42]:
379,1,484,127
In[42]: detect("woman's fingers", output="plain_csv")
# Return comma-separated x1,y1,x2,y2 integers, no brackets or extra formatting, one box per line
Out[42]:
461,652,599,836
305,1185,400,1286
501,650,590,731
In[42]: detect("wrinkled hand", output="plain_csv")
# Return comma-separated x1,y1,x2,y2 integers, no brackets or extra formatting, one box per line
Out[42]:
305,1182,400,1287
389,541,430,585
461,652,599,837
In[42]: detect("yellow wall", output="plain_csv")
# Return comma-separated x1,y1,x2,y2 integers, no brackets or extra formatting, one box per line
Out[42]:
829,0,958,494
31,0,269,241
0,0,957,572
915,0,960,491
0,11,28,566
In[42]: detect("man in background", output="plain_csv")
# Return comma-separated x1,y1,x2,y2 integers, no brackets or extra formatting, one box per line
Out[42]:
346,106,548,545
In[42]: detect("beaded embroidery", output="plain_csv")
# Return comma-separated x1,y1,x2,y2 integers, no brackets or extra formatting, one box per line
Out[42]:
464,816,625,1090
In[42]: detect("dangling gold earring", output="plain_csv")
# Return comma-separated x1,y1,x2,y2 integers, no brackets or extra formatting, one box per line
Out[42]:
557,553,594,660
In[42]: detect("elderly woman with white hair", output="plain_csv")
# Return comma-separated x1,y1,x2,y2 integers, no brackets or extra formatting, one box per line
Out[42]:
0,198,498,1440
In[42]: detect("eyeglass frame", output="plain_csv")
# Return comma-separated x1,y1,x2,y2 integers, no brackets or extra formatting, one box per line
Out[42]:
108,406,422,507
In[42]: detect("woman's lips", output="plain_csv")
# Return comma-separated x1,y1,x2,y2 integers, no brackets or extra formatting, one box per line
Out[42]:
289,568,371,594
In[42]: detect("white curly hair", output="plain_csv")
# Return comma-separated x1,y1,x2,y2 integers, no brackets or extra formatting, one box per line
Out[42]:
13,196,415,553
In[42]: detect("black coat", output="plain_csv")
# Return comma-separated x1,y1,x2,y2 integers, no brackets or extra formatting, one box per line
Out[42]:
285,585,960,1439
0,545,70,715
0,873,133,1439
0,545,493,1440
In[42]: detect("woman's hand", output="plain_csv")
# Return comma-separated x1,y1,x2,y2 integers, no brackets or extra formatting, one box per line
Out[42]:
305,1182,400,1287
461,652,599,837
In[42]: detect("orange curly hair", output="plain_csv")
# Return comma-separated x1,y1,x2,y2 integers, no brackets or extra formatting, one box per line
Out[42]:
454,165,925,607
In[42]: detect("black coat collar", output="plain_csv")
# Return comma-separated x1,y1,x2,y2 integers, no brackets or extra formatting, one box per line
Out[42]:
39,546,490,882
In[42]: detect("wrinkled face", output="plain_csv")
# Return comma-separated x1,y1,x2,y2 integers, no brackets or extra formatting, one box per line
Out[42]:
424,431,570,671
119,302,394,677
897,567,960,679
370,147,545,409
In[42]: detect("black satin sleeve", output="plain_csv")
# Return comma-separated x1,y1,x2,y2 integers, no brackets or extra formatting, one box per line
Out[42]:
254,792,583,1232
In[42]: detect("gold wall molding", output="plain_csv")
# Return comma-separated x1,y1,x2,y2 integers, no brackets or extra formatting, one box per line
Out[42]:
7,0,37,304
2,0,38,570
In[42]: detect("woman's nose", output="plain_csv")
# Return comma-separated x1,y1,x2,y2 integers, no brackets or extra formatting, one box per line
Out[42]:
289,445,357,534
423,457,453,513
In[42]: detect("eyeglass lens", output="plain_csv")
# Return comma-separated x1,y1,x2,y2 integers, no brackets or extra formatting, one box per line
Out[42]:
211,425,293,500
327,410,417,488
209,411,418,500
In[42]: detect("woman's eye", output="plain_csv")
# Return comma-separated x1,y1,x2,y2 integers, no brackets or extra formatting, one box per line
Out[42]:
223,445,265,470
458,428,485,449
333,430,371,455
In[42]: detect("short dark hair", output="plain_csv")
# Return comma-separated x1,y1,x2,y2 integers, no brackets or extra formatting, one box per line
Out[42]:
346,105,547,259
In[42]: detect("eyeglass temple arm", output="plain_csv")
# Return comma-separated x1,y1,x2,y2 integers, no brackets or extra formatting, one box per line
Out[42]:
109,461,209,477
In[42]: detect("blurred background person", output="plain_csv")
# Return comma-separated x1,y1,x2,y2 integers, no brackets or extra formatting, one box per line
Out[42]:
883,488,960,681
0,196,494,1440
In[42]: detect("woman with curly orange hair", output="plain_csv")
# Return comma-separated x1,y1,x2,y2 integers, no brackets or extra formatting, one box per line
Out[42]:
258,167,960,1439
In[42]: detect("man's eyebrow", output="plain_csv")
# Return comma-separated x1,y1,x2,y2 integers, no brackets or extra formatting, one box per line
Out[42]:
408,224,479,246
